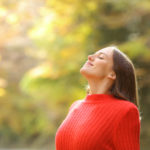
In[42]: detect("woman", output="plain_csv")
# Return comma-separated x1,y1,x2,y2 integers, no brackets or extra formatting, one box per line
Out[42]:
55,46,141,150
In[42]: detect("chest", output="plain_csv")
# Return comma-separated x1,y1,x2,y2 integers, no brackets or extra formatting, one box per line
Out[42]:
55,104,117,150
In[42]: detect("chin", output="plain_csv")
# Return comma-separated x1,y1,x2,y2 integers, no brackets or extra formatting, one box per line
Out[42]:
80,67,93,78
80,66,87,74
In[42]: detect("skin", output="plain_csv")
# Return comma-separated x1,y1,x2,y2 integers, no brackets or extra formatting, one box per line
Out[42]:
80,47,116,94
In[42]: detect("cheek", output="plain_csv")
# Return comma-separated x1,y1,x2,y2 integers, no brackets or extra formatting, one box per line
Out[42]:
94,62,109,75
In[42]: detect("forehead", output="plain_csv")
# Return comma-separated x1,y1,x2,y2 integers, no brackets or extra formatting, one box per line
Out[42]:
95,47,114,57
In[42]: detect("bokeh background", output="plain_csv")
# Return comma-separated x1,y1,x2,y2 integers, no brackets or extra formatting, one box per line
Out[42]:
0,0,150,149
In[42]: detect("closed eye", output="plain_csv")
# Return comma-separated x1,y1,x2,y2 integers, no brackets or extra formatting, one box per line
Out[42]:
98,56,104,59
97,54,104,59
95,51,107,59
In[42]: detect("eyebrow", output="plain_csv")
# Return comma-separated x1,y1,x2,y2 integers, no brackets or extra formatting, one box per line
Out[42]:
94,51,108,57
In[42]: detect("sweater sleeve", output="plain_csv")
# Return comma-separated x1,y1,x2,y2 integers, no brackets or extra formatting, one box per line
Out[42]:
114,106,141,150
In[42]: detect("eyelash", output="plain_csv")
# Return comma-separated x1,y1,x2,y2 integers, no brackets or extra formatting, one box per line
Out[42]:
98,56,104,59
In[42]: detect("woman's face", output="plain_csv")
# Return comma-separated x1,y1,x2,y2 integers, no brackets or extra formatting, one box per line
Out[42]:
80,47,115,80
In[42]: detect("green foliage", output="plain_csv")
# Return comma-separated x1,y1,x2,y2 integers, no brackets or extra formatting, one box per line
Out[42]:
0,0,150,149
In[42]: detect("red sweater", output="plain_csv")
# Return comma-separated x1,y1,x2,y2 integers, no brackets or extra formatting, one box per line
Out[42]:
55,94,141,150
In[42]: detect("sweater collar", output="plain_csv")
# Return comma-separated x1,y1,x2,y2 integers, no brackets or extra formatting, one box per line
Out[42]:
85,93,115,102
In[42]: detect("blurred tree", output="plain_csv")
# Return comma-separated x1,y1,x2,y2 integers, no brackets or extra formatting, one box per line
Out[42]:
0,0,149,149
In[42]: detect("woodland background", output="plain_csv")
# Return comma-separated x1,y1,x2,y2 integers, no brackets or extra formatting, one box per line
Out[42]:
0,0,150,150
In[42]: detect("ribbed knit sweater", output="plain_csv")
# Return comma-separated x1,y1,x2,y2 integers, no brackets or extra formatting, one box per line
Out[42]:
55,94,141,150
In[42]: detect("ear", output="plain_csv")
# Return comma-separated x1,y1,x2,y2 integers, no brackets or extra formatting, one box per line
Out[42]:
108,71,116,80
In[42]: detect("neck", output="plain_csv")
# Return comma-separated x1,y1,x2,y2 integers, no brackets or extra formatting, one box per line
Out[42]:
87,78,112,95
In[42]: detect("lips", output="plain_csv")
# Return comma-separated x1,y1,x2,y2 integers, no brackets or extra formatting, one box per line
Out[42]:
86,61,94,66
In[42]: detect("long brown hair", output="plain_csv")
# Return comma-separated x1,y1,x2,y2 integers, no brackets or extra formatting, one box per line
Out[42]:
86,46,142,120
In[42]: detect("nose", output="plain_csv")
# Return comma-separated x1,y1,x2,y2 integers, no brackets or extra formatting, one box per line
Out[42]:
88,54,94,61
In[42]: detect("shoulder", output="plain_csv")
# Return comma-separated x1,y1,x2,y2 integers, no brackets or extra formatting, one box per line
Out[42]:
116,101,140,127
114,97,138,109
112,98,141,130
112,98,140,116
69,99,83,112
